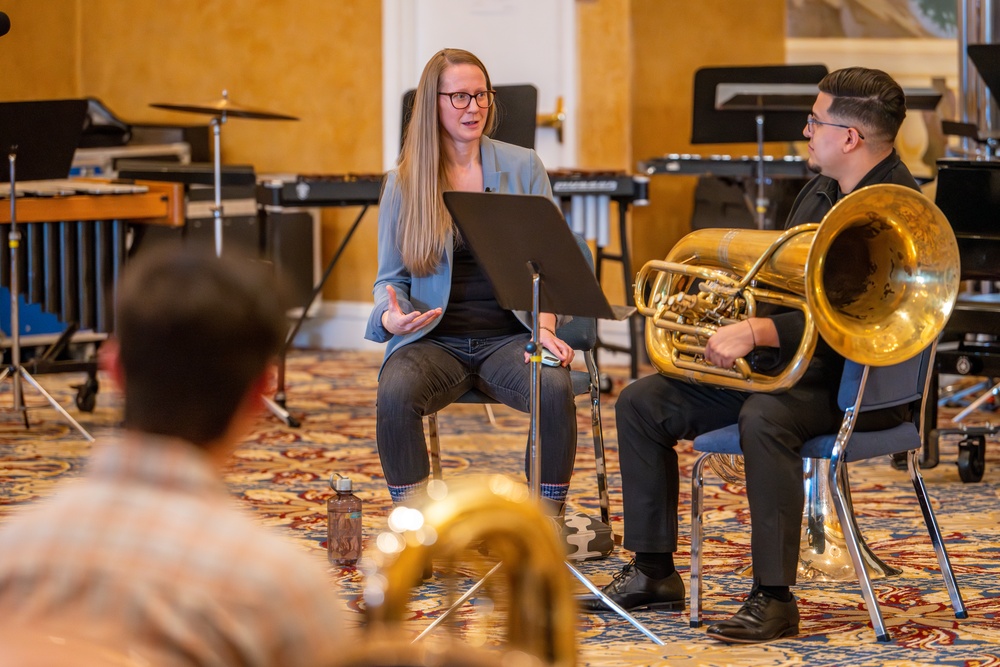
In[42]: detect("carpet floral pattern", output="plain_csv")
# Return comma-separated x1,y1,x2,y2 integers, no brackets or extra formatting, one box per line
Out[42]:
1,349,999,666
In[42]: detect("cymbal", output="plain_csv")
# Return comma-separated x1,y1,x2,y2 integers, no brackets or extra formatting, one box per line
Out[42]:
150,91,298,121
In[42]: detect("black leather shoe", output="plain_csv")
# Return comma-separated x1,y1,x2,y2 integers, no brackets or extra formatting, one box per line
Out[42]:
579,560,684,613
705,589,799,644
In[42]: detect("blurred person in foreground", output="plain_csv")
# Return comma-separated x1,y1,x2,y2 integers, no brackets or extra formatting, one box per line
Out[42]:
0,248,346,665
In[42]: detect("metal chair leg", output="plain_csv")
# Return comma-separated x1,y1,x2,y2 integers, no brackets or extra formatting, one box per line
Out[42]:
829,457,891,642
482,404,497,426
586,350,611,525
427,412,442,481
689,452,710,628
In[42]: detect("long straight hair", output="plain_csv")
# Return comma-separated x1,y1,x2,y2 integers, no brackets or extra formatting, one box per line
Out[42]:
396,48,496,276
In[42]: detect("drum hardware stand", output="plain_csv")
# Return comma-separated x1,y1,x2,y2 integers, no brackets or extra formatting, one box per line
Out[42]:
410,192,664,645
209,112,226,258
150,92,299,426
269,203,372,428
0,148,94,442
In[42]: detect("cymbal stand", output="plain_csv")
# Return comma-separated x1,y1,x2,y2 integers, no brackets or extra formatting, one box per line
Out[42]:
752,112,769,228
0,149,94,442
210,106,227,258
268,204,372,428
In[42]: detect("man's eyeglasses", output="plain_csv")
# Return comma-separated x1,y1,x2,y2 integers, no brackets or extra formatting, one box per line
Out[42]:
806,114,865,140
439,90,496,110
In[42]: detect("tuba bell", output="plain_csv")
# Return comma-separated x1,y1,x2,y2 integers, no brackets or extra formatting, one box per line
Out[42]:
634,183,961,392
357,476,577,667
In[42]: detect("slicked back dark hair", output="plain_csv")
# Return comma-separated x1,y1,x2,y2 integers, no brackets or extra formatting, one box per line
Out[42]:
115,248,288,446
819,67,907,145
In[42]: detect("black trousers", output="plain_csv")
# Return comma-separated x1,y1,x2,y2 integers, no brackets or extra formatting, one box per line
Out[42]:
614,370,907,585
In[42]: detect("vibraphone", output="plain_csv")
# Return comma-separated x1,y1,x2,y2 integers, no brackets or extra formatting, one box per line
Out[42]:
0,178,183,409
548,170,650,379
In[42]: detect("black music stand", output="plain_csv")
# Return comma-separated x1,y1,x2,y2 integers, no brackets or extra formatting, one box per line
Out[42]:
959,44,1000,156
0,99,94,441
692,65,828,228
436,191,660,645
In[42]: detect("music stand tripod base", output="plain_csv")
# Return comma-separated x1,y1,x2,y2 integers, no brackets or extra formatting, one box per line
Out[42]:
437,191,657,644
3,151,93,443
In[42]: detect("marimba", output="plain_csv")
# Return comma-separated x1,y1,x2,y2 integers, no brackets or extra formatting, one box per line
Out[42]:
0,179,183,335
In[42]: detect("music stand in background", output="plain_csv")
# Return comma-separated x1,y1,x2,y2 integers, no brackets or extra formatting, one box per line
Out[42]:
0,99,94,441
969,44,1000,109
433,191,661,645
692,65,828,228
948,44,1000,158
402,84,538,151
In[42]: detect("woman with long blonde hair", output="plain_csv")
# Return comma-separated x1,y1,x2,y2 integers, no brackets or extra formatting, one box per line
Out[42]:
365,48,577,509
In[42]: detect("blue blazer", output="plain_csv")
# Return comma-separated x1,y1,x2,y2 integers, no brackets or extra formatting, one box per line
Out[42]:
364,136,556,372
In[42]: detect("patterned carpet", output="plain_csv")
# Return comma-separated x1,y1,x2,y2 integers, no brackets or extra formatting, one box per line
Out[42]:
1,348,999,666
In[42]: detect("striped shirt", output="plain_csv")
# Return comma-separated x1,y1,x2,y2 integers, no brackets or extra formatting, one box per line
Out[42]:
0,433,346,666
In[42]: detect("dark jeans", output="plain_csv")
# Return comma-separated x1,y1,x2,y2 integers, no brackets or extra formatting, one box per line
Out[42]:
615,371,908,585
376,333,577,488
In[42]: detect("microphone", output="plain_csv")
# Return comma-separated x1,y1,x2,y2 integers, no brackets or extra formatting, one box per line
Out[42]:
0,12,10,37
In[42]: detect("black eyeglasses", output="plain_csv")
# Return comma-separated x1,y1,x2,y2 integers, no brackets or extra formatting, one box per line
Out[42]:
806,114,865,140
438,90,496,110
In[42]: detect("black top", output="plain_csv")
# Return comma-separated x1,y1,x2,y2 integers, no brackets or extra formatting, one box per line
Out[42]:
761,150,919,385
430,241,523,338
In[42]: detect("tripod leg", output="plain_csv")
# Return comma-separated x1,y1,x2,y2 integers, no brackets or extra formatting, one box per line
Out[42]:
411,561,503,644
17,368,94,442
566,562,665,645
270,205,371,423
263,395,300,428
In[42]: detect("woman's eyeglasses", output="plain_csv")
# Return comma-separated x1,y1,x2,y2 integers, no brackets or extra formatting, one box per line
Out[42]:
438,90,496,109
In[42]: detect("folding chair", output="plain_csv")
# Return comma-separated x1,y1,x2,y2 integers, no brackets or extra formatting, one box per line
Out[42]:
689,346,967,641
426,234,611,523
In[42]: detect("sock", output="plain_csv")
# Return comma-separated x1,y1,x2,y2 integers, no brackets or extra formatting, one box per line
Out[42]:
634,552,675,580
387,480,427,504
540,482,569,504
757,584,792,602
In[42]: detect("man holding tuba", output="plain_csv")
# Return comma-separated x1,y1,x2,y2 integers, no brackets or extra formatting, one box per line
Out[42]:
583,68,919,643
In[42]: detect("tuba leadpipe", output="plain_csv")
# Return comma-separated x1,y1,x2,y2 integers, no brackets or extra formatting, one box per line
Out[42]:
635,183,961,393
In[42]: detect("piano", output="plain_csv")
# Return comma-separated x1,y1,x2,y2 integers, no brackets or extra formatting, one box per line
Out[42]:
922,158,1000,482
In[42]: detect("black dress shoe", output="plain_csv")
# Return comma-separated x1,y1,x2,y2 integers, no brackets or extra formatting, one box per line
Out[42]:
705,589,799,644
579,560,684,613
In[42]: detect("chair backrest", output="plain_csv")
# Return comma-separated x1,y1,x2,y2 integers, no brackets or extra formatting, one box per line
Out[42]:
837,346,933,414
554,233,597,351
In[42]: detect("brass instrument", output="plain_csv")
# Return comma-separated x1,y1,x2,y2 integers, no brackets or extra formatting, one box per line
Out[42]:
635,183,961,392
359,476,577,667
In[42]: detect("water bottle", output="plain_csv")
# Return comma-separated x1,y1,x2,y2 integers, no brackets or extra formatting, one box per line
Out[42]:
327,473,362,565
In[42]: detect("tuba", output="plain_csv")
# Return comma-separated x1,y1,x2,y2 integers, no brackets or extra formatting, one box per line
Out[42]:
635,183,961,393
356,476,577,667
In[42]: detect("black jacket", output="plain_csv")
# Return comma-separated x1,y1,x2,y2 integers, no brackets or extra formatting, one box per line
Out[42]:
757,150,919,387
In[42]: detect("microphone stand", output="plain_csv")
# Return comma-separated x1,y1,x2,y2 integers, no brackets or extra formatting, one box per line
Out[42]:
0,148,93,441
